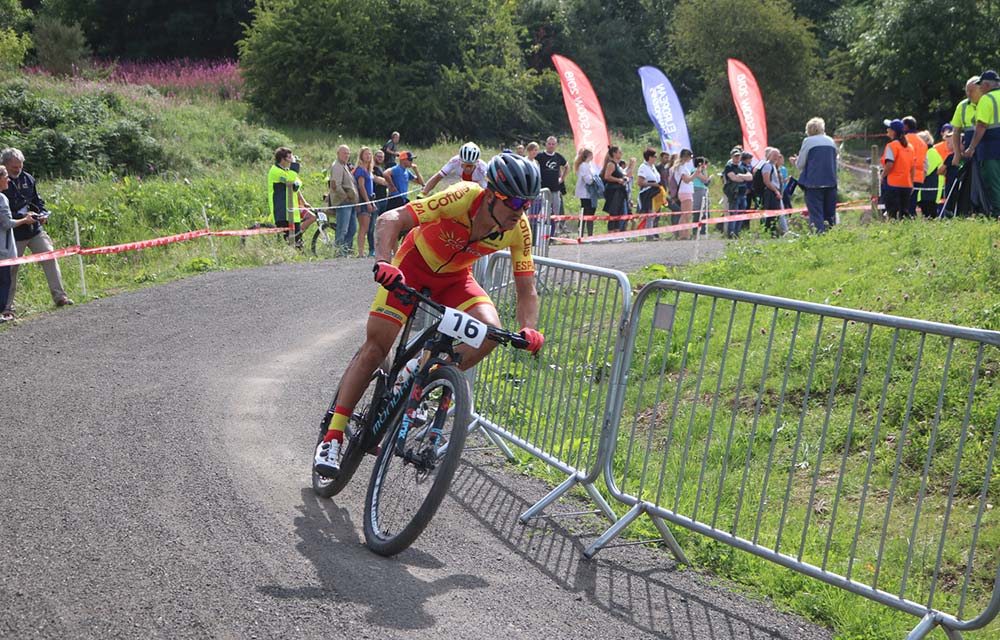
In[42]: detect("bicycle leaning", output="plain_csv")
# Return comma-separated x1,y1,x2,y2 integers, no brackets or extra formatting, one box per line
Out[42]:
311,279,529,556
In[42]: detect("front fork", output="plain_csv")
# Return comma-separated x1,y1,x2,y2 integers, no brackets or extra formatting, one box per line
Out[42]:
395,376,453,457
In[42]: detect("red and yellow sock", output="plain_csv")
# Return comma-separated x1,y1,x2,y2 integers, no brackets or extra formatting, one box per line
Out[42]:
322,406,350,443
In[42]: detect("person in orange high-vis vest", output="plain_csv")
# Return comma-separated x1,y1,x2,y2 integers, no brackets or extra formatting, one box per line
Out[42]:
902,116,928,215
881,119,915,220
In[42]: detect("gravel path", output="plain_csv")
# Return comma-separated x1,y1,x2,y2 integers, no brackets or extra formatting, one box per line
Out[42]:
0,241,832,639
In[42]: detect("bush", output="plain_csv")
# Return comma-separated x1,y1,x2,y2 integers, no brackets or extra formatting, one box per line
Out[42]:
0,79,163,177
0,28,31,78
32,16,90,76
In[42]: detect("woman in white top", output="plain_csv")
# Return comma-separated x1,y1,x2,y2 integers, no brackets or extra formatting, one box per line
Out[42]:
671,148,696,240
636,147,662,240
573,147,598,236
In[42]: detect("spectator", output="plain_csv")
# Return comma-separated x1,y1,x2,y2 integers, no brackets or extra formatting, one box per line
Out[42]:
525,141,540,163
1,148,73,315
759,148,786,237
952,76,982,166
368,150,389,256
692,156,712,235
268,147,316,247
0,165,33,323
421,142,488,195
636,148,661,240
940,128,961,217
353,146,377,258
654,151,671,213
328,145,359,252
620,159,634,227
384,151,424,211
795,117,839,233
537,136,568,217
918,130,943,218
903,116,929,216
965,71,1000,216
881,118,915,220
723,148,752,237
381,131,400,168
602,145,630,236
671,149,696,240
516,143,526,156
573,147,598,237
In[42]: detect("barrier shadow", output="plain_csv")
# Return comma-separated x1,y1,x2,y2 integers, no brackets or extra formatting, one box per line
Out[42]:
257,487,487,631
448,441,831,640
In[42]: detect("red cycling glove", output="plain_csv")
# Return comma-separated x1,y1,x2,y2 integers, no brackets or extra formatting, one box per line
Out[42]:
519,327,544,355
373,261,405,289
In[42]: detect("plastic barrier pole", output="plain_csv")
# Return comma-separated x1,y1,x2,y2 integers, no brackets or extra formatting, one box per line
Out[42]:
202,204,217,261
74,217,86,297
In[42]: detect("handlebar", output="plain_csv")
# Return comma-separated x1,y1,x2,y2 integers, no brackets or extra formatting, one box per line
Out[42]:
387,280,531,350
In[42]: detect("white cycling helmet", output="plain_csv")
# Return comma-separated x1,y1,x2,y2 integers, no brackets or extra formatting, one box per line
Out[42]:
459,142,481,164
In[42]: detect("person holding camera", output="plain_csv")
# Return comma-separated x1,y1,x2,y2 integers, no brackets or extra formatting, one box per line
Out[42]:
0,164,35,322
1,148,72,317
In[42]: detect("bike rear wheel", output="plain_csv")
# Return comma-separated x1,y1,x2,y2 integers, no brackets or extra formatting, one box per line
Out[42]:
312,368,386,498
311,222,338,259
363,365,471,556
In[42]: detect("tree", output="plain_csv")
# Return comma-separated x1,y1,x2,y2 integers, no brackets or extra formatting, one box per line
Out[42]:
38,0,252,59
239,0,545,145
668,0,846,156
832,0,995,129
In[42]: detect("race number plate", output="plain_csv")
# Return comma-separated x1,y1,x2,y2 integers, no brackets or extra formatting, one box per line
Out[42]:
440,307,488,349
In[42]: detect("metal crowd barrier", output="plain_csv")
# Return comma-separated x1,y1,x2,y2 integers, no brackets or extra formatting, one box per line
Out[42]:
470,251,632,523
529,188,554,257
591,279,1000,639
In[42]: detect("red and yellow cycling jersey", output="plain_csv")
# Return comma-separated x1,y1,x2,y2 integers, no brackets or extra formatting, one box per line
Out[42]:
397,181,534,276
369,181,534,326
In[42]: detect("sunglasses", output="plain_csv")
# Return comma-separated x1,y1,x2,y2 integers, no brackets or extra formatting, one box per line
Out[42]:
493,191,533,211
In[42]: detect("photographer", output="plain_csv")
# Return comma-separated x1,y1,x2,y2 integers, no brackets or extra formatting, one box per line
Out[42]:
1,148,72,317
692,157,712,235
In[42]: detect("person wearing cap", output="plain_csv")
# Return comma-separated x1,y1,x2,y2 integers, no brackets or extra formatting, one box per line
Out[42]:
951,76,983,167
902,117,929,216
721,148,746,237
964,71,1000,215
420,142,488,196
881,119,916,220
384,150,424,212
795,117,839,233
312,154,545,478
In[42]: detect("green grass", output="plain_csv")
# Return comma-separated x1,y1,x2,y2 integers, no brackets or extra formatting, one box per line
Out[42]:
476,219,1000,640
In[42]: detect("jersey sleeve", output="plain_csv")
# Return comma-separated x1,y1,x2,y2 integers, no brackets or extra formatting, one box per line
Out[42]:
508,214,535,276
437,157,461,177
404,182,482,226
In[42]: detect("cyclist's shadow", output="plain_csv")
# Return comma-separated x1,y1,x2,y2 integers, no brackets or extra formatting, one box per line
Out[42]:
258,487,486,630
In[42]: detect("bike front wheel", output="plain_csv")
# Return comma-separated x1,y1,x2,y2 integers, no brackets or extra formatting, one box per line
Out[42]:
311,222,338,259
363,365,471,556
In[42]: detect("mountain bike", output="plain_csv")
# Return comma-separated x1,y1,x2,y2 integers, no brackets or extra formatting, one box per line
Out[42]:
311,280,529,556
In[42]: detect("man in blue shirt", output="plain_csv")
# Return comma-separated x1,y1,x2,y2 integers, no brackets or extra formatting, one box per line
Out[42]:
384,151,424,211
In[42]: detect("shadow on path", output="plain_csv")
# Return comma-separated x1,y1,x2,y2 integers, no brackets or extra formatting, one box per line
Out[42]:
447,444,827,640
258,488,487,631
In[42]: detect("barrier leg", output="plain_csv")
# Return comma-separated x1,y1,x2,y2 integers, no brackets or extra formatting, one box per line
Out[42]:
583,482,618,523
467,419,517,462
648,514,691,566
904,613,962,640
519,474,581,523
584,503,644,558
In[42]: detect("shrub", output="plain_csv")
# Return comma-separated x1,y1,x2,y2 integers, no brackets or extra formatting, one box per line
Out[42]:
0,28,31,78
32,16,90,76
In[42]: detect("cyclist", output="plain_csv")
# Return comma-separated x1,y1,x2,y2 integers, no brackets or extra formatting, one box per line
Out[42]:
420,142,488,195
314,153,545,477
